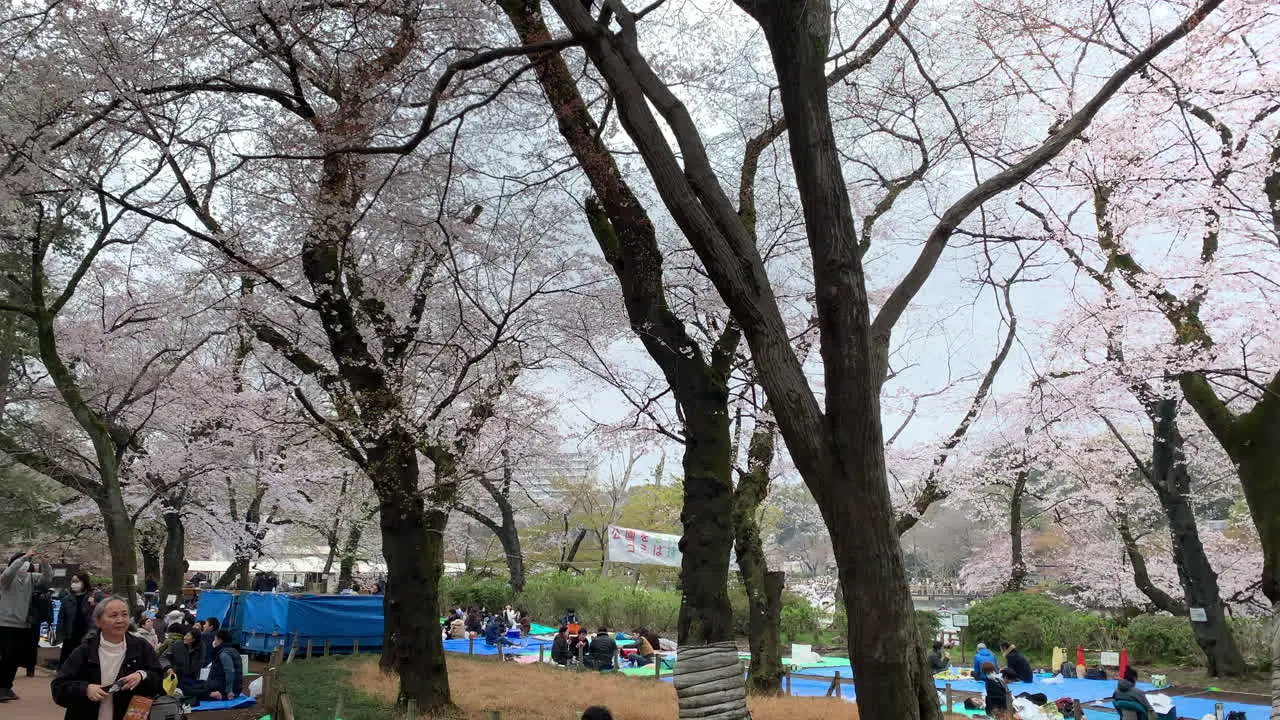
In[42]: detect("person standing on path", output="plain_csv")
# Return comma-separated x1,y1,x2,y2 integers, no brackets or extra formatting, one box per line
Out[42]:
56,574,95,668
0,550,51,702
51,596,163,720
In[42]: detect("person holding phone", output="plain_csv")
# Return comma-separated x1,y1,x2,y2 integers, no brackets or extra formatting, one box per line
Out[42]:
0,549,51,701
51,596,162,720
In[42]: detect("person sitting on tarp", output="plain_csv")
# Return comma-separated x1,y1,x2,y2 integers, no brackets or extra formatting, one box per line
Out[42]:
981,661,1011,719
551,626,571,666
518,611,532,637
447,615,466,640
202,630,243,701
483,616,514,647
625,628,657,667
584,627,617,671
972,642,998,678
161,628,206,698
568,626,591,660
1112,666,1155,719
928,641,950,673
1000,641,1033,683
200,618,220,668
465,610,483,638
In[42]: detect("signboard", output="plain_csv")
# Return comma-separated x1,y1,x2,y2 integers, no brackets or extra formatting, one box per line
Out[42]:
1189,607,1208,622
1100,651,1120,666
606,525,682,568
951,614,969,628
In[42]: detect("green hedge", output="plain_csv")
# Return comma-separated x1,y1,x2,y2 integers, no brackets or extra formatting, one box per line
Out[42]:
513,573,681,634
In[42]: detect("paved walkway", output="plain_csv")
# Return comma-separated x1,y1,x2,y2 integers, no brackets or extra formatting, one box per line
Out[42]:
7,669,62,719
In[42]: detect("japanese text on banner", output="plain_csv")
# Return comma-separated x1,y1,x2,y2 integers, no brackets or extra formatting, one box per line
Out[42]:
606,525,682,568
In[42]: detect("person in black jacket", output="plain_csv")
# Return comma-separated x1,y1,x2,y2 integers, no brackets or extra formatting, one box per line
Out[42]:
981,661,1011,718
56,574,96,668
51,596,163,720
551,626,571,666
160,628,205,696
1000,641,1034,683
584,628,617,671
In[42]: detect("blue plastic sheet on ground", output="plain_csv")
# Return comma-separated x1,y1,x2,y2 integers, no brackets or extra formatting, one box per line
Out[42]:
191,696,256,712
441,637,553,656
932,677,1154,705
195,590,234,626
1098,696,1270,720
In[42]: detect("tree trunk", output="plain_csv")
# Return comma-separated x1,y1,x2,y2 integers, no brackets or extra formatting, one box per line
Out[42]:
161,507,185,607
338,521,364,591
735,418,784,694
498,517,525,595
1149,398,1246,676
1005,468,1029,593
371,434,451,713
139,529,161,592
216,558,249,590
102,493,140,614
1116,512,1187,615
497,5,746,715
742,2,940,716
559,527,587,572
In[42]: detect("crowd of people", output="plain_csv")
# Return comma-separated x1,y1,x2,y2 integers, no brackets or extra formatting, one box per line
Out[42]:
440,605,663,673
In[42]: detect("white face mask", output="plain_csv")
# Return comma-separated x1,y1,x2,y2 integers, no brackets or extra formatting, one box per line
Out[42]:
70,582,84,593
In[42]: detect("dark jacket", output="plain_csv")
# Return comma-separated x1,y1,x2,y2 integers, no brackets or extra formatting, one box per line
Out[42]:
200,630,215,667
928,649,948,672
551,633,571,665
1004,648,1033,683
983,673,1010,715
586,632,617,670
51,633,164,720
56,592,93,651
160,639,204,684
207,643,243,698
1113,679,1155,718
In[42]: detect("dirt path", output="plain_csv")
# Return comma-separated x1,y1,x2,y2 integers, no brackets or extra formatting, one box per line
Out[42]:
7,669,63,719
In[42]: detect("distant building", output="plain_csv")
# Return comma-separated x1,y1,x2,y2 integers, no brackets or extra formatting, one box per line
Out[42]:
511,453,594,504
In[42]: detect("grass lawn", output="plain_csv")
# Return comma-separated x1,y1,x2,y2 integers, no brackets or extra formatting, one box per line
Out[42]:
278,654,870,720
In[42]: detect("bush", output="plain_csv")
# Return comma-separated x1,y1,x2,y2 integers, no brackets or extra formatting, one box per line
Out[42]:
1230,617,1273,671
440,575,513,613
915,610,942,647
780,594,822,639
1125,615,1202,665
968,592,1072,649
515,572,681,634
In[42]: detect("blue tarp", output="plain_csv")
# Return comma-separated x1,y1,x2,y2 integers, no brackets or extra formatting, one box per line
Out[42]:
195,590,234,626
191,696,256,713
441,637,553,656
1099,696,1270,720
198,591,387,654
931,677,1155,705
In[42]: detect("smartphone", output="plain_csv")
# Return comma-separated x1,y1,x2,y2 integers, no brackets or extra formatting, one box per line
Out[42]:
107,681,123,694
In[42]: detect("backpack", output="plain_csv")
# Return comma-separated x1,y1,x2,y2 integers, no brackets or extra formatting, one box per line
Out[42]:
149,695,184,720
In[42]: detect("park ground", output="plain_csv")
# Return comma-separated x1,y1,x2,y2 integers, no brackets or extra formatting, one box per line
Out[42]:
280,655,862,720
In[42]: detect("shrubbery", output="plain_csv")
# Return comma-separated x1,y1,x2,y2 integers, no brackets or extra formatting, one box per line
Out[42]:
1125,615,1202,665
511,573,681,634
968,592,1071,649
779,593,823,639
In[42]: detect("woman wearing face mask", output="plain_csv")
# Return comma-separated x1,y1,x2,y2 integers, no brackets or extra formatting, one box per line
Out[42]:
51,596,162,720
56,573,95,668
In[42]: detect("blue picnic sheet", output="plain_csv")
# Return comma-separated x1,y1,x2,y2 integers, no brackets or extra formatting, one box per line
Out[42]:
1097,695,1270,720
191,696,256,712
441,637,552,656
932,677,1155,704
